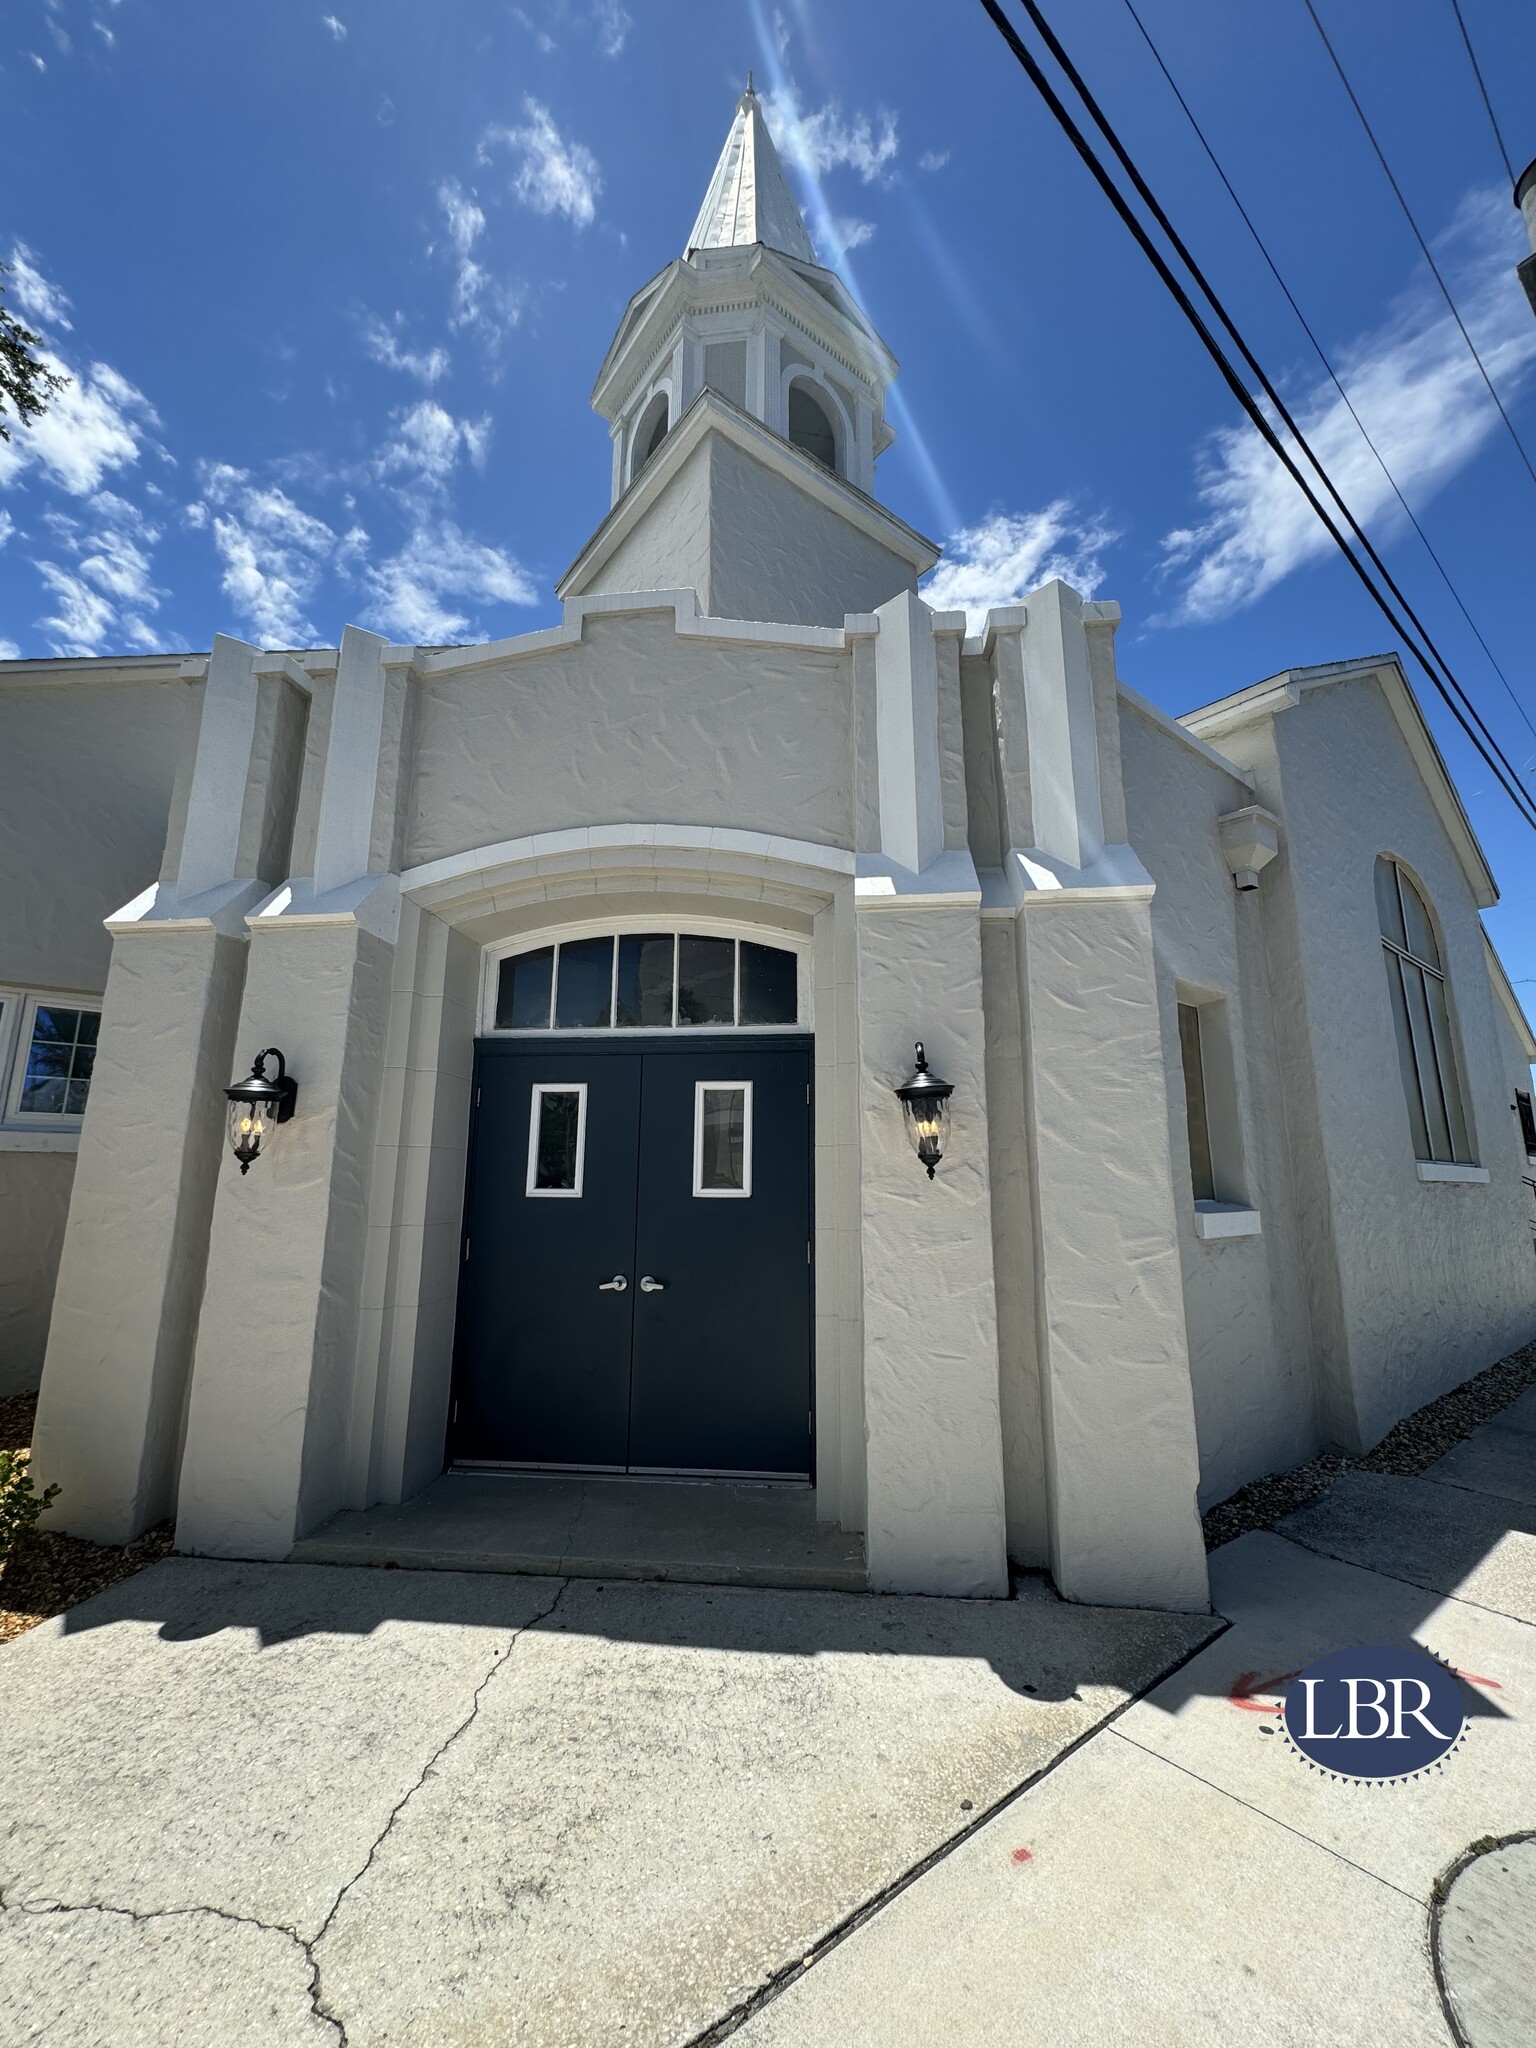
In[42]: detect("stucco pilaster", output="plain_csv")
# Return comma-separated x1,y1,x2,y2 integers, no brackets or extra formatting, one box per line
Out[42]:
1017,895,1209,1611
177,914,394,1557
855,897,1008,1596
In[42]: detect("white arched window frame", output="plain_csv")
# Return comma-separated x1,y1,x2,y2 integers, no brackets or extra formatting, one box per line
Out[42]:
628,383,673,485
1375,855,1474,1166
479,915,811,1037
779,366,850,479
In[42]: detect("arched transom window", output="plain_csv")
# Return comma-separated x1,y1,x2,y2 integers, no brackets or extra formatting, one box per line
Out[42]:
491,931,800,1032
1375,857,1471,1164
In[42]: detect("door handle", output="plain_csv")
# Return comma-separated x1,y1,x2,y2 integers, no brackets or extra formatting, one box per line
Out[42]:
598,1275,628,1292
639,1275,666,1293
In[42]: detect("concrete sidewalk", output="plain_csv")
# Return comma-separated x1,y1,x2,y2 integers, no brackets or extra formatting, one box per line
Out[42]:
2,1397,1532,2045
733,1397,1536,2047
0,1553,1213,2047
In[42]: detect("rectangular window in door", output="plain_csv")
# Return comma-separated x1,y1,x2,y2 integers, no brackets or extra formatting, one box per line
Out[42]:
526,1084,587,1196
693,1081,751,1197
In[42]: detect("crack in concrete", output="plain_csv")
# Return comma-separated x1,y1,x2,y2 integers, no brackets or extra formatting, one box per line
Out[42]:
555,1480,588,1575
305,1575,571,2042
0,1891,342,2044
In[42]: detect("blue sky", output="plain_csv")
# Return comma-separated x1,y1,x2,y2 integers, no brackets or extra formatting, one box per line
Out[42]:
3,0,1534,1010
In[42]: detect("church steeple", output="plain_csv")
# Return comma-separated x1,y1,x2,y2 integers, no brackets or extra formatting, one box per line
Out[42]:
686,84,816,265
578,85,924,606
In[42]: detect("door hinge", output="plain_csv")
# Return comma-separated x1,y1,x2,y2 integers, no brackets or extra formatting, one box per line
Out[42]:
476,1086,481,1107
806,1082,811,1104
463,1237,471,1262
452,1400,459,1425
807,1239,812,1264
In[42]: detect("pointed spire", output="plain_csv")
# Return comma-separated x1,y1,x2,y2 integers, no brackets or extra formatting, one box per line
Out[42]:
686,86,816,265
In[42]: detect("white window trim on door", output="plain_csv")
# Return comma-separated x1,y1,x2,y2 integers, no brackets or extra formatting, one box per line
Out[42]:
525,1082,588,1198
693,1080,753,1198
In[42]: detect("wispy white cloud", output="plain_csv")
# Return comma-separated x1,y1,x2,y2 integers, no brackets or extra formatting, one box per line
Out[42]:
923,501,1118,634
762,88,899,186
510,6,556,53
375,399,490,492
0,352,158,497
5,241,73,331
0,640,19,661
31,491,163,655
1160,187,1536,624
918,149,950,173
191,461,346,647
591,0,629,57
432,179,525,346
0,510,13,549
362,520,538,642
481,99,600,227
322,12,346,38
361,314,450,386
829,216,875,254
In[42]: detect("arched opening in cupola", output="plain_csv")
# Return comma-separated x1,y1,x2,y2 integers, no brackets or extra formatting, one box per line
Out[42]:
787,380,839,473
630,391,671,483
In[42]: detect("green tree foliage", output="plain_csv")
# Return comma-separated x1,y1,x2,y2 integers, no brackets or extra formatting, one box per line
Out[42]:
0,1451,60,1564
0,259,67,441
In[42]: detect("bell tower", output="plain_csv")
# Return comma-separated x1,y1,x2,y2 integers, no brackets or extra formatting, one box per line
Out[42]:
559,86,937,628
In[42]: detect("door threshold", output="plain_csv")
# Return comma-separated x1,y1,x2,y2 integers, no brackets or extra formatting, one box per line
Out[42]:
451,1460,811,1489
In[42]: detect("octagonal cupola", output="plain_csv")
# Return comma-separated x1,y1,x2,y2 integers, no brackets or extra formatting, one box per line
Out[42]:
590,84,899,505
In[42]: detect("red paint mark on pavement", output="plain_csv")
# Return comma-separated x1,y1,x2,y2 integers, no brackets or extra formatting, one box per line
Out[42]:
1227,1669,1297,1714
1011,1847,1033,1864
1455,1668,1502,1690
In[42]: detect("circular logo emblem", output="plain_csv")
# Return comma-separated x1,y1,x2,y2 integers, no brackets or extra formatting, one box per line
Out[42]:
1282,1643,1466,1781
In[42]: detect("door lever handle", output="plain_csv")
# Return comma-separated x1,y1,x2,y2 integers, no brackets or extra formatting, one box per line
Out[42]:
598,1275,628,1292
639,1275,666,1293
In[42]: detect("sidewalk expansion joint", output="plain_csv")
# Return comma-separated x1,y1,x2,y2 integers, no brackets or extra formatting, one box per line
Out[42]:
682,1610,1229,2046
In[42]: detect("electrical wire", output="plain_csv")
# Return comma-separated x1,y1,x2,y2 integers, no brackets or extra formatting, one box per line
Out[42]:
1302,0,1536,492
994,0,1536,823
1121,0,1536,754
1447,0,1517,187
973,0,1536,832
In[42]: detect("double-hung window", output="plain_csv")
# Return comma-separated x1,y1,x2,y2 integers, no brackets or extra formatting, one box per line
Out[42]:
1375,858,1472,1165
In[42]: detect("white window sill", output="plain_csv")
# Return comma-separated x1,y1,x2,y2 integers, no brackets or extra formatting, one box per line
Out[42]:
1194,1202,1262,1240
1416,1161,1490,1184
0,1128,82,1153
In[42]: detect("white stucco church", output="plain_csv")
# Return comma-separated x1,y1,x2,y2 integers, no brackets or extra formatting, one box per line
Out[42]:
4,91,1534,1611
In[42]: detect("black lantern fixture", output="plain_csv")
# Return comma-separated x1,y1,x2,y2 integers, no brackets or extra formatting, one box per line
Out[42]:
895,1041,953,1179
224,1047,297,1173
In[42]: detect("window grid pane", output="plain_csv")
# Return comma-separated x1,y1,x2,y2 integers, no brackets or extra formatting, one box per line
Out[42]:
554,938,615,1029
1384,950,1431,1160
18,1005,100,1119
1400,959,1453,1161
1422,970,1471,1162
491,936,801,1033
1177,1004,1216,1203
677,936,735,1027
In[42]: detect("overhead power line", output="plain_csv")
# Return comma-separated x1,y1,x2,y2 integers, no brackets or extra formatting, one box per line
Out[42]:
1120,0,1536,754
1302,0,1536,493
973,0,1536,834
1446,0,1518,187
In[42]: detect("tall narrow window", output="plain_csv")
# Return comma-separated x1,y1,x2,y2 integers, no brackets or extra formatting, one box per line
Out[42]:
693,1082,752,1197
1178,1003,1217,1203
1376,857,1472,1165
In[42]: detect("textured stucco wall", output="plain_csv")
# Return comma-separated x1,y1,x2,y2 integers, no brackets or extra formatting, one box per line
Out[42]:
855,903,1008,1596
406,612,853,867
587,440,713,610
1118,701,1316,1506
0,676,191,991
177,922,393,1557
31,926,249,1540
0,1152,73,1394
704,435,917,627
1272,680,1536,1442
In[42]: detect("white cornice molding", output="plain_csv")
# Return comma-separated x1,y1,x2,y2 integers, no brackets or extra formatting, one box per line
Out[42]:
557,389,938,604
0,653,196,689
1118,683,1255,790
1484,928,1536,1058
853,849,982,911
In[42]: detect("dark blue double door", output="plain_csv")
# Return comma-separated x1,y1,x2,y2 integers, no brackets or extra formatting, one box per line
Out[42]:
451,1035,813,1477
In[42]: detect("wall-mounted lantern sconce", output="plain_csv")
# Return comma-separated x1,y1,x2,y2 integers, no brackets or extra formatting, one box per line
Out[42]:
895,1041,953,1180
224,1048,297,1173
